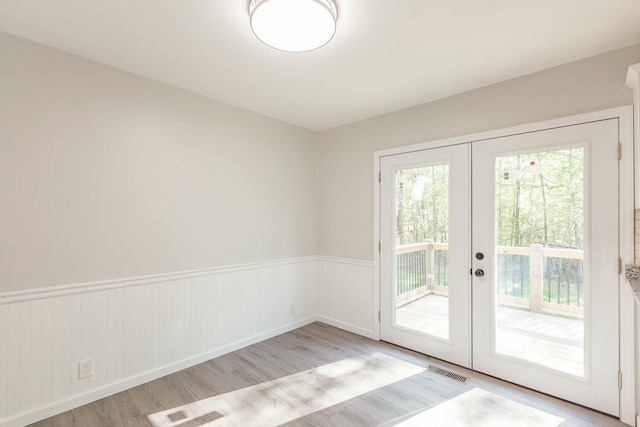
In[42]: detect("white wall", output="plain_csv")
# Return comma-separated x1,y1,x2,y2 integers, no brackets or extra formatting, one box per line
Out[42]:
0,31,318,293
0,31,320,426
317,257,375,339
2,30,640,426
318,43,640,261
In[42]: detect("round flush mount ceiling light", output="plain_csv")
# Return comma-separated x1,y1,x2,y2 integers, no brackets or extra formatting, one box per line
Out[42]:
249,0,338,53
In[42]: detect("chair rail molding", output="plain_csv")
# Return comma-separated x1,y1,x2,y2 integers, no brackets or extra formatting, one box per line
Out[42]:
0,257,319,427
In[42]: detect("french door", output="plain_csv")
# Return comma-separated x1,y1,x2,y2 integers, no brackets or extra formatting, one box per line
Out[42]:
379,119,620,415
380,144,472,367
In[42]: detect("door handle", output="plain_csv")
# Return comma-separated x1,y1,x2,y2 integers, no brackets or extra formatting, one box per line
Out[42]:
474,269,485,277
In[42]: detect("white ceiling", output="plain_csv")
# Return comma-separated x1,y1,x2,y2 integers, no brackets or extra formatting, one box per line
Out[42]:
1,1,639,131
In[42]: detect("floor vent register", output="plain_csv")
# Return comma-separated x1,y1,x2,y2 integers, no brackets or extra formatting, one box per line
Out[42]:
426,364,469,384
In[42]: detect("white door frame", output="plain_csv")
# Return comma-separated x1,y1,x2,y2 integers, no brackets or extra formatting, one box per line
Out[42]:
372,106,635,425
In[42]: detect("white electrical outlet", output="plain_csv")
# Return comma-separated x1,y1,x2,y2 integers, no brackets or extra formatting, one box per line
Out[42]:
289,304,295,316
78,358,93,380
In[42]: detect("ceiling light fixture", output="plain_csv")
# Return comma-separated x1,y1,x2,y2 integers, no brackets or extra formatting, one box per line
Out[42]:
249,0,338,53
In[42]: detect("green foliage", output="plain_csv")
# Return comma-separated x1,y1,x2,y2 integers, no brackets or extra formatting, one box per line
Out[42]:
497,254,531,298
394,148,584,249
394,149,585,307
543,258,584,306
395,164,449,245
496,148,584,249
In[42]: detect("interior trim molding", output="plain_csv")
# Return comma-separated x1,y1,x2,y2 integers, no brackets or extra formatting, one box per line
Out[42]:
317,255,374,267
0,256,318,305
624,63,640,425
626,63,640,208
315,316,377,340
374,106,634,158
626,63,640,90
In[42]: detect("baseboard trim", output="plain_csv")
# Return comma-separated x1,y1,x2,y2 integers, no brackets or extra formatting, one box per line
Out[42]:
316,315,377,340
0,316,318,427
0,256,317,305
0,255,378,426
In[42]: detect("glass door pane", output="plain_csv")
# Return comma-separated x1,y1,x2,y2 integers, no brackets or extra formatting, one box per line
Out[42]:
380,143,470,368
473,120,619,415
494,148,585,376
395,164,450,340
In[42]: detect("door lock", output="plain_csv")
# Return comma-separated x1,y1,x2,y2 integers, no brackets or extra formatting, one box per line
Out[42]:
474,269,485,277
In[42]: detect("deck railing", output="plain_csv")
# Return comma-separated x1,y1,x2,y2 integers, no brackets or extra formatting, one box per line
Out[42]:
396,242,584,315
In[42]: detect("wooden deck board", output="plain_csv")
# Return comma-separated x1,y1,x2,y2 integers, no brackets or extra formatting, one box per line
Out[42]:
397,294,584,375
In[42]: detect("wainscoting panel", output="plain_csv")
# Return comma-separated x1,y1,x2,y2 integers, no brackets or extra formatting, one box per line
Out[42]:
0,258,318,427
317,256,375,339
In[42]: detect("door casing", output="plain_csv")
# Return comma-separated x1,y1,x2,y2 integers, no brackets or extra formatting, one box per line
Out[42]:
372,106,635,424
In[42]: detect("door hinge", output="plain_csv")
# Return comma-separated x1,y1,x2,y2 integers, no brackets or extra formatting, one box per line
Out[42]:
378,241,381,253
619,257,622,275
618,143,622,160
618,371,623,390
378,172,381,183
378,310,381,322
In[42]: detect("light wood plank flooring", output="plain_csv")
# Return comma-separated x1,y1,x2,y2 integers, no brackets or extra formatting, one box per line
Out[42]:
31,322,624,426
397,295,584,375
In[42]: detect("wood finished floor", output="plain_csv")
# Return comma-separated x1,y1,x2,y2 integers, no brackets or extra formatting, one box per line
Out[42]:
30,322,625,427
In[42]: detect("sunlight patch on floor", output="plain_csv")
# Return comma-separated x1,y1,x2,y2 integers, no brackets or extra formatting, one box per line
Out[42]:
147,352,424,426
394,388,564,426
